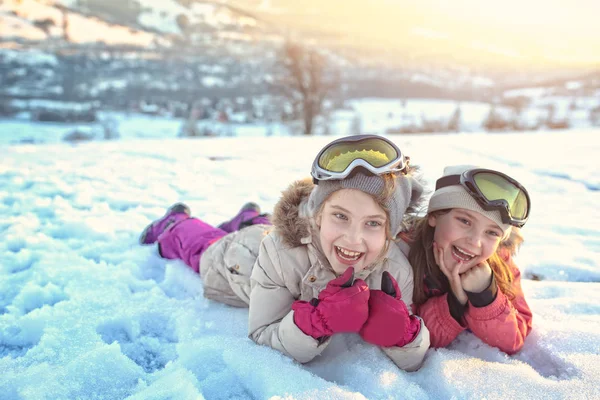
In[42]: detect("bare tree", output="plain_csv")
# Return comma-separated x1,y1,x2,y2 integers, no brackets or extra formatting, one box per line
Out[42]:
590,106,600,126
176,14,191,33
56,4,69,42
33,18,55,36
277,40,337,135
447,103,462,132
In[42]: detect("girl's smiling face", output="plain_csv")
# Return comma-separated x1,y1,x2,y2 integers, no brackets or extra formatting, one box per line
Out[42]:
317,189,388,275
429,208,504,274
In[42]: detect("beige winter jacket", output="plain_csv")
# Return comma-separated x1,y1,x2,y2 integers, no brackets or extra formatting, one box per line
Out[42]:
200,223,270,308
200,179,430,371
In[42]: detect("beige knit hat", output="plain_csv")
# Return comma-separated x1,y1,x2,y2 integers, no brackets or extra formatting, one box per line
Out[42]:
428,165,512,234
308,171,423,237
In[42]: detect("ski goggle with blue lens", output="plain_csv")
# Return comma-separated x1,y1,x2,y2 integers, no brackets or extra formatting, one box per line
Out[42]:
311,135,407,183
435,168,531,228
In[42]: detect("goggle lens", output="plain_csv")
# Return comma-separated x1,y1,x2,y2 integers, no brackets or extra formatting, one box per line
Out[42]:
473,172,529,220
318,137,399,173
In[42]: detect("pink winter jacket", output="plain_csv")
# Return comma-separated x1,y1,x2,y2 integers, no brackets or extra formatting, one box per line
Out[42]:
415,257,532,354
396,236,533,355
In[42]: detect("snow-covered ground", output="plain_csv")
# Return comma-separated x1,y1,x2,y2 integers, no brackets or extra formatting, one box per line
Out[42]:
3,94,598,148
1,117,599,399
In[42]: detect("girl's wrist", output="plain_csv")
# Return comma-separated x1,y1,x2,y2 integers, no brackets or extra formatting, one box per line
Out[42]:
465,275,498,307
465,272,493,293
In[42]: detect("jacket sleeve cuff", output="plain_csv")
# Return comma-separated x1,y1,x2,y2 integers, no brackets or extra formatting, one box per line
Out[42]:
438,293,468,334
447,291,467,325
381,316,430,372
278,311,330,363
465,288,508,321
465,275,498,308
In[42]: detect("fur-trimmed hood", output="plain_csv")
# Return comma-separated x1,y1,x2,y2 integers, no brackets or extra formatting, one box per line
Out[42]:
272,178,315,248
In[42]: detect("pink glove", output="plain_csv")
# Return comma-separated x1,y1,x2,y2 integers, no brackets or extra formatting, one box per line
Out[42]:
292,267,370,339
360,271,421,347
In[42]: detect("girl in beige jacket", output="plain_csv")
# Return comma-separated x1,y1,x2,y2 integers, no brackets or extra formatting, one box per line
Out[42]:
140,135,430,371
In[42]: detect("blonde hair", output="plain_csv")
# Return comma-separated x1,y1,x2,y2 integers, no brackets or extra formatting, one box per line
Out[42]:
408,210,520,306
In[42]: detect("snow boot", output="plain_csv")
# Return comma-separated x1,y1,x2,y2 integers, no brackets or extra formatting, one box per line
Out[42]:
139,203,191,245
242,213,271,228
217,202,262,233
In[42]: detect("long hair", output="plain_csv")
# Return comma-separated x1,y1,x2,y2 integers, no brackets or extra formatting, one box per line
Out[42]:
408,210,519,306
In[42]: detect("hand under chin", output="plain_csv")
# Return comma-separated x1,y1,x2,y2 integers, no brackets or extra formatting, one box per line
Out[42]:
456,261,478,275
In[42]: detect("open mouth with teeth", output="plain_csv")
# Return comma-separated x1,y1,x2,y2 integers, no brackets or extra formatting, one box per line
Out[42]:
335,246,364,262
451,245,476,262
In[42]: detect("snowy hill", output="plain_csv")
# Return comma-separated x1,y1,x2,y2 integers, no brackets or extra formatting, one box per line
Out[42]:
0,0,523,105
2,0,599,130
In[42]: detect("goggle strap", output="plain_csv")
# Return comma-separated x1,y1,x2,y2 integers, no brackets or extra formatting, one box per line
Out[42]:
435,175,461,190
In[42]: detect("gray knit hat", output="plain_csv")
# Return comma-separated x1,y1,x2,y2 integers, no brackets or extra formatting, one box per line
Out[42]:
428,165,512,233
308,172,423,237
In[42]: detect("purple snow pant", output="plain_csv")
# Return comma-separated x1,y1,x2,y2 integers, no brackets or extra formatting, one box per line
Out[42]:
157,218,227,273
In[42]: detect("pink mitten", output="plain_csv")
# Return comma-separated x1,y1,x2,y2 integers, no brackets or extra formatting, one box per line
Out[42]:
293,267,370,339
360,271,421,347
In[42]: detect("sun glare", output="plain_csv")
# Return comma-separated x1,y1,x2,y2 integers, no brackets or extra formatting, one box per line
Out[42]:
5,0,599,68
270,0,600,68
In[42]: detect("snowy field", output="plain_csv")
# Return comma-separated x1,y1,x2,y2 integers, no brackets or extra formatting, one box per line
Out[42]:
3,93,599,148
1,117,599,399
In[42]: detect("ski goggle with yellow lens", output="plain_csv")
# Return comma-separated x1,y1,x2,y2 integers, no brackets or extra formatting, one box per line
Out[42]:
435,168,531,228
311,135,407,183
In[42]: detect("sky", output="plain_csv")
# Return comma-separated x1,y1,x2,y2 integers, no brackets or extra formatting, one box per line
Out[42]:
1,107,600,399
250,0,600,69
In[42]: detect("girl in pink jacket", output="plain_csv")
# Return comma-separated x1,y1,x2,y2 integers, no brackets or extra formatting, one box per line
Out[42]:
139,135,430,371
405,165,533,354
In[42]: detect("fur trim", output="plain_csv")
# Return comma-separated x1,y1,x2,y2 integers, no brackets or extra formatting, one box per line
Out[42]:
398,164,429,234
272,178,315,248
